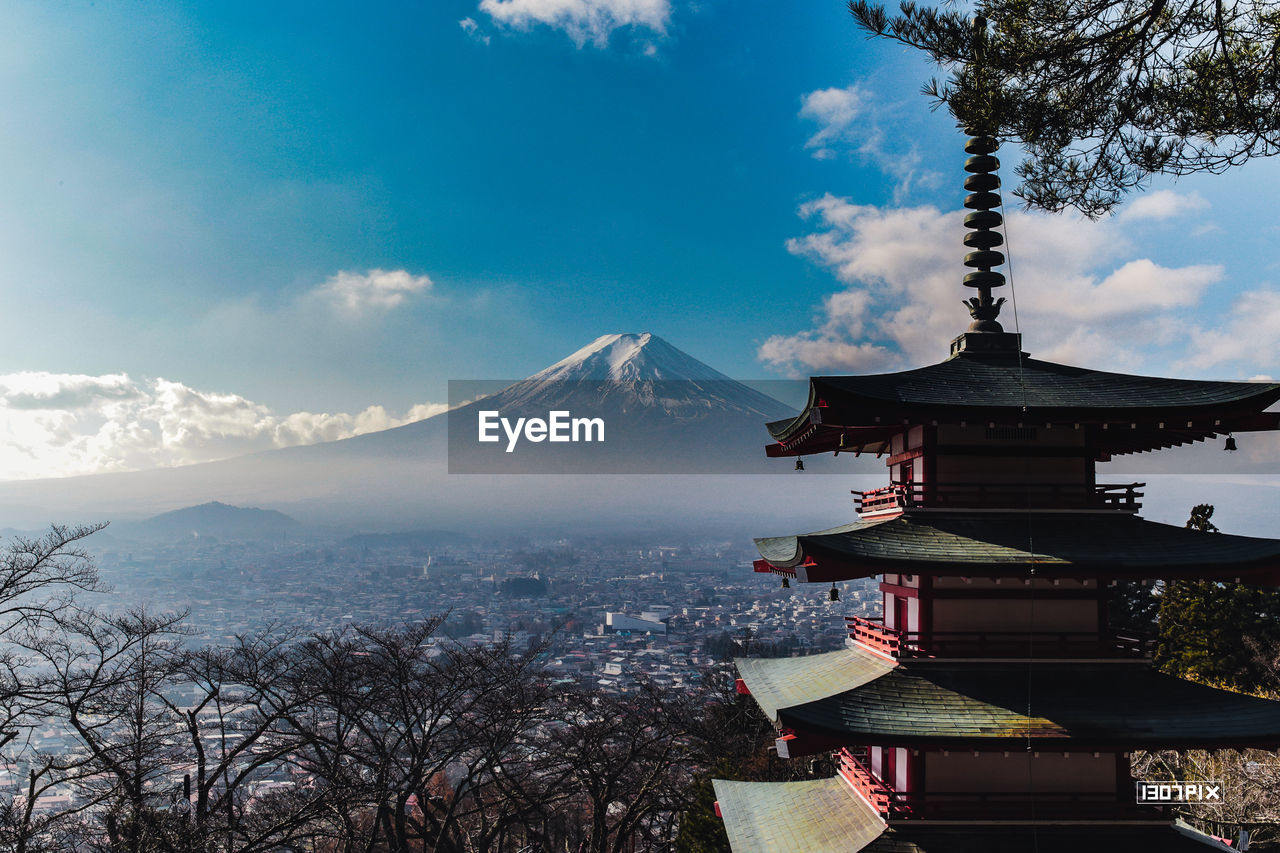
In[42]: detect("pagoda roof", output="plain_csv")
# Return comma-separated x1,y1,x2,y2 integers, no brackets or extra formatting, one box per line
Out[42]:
712,777,884,853
766,352,1280,457
755,512,1280,582
735,648,896,720
712,778,1231,852
774,656,1280,749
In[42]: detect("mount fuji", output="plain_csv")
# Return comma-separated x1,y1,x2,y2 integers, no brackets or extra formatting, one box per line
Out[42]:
276,332,797,472
438,333,795,474
528,332,737,383
490,332,786,413
0,334,863,535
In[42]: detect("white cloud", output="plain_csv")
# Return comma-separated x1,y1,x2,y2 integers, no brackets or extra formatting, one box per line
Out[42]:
1118,189,1210,222
800,85,866,160
1045,258,1220,320
459,17,492,44
314,269,432,316
797,85,941,202
1182,289,1280,370
762,195,1245,376
0,372,446,481
766,196,966,370
476,0,670,48
757,335,895,376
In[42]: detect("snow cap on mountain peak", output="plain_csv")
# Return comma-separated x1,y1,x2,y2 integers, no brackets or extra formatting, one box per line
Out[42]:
530,333,732,382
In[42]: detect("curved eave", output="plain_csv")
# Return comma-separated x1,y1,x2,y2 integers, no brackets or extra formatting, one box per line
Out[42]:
755,520,880,569
712,778,885,853
735,647,897,721
754,514,1280,583
766,424,897,458
766,378,824,441
768,417,1279,459
777,661,1280,750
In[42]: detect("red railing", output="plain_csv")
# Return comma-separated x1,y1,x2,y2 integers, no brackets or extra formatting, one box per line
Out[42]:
845,616,1153,660
836,748,891,817
836,748,1167,822
883,790,1167,822
852,482,1144,514
855,484,910,515
845,615,902,657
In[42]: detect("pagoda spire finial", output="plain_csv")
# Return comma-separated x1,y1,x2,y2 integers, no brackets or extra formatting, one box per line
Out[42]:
961,130,1007,332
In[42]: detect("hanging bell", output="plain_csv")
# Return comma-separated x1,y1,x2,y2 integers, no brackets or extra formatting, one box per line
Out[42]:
828,583,840,602
781,577,790,589
795,458,805,471
1225,435,1238,452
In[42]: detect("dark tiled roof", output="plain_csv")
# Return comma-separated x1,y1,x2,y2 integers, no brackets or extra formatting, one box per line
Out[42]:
754,513,1280,579
819,356,1279,411
768,355,1280,439
712,777,885,852
862,822,1232,852
765,355,1280,460
779,660,1280,748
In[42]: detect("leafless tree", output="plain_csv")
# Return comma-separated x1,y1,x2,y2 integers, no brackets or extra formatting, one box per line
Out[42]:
0,524,108,852
157,629,333,853
0,525,106,750
24,607,190,852
411,639,561,853
542,680,700,853
1134,748,1280,848
281,624,560,853
0,528,734,853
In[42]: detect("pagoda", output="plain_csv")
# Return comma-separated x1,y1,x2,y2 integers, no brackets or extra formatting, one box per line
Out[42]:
712,133,1280,851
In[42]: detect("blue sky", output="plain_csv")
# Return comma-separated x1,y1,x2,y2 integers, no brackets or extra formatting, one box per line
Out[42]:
0,0,1278,478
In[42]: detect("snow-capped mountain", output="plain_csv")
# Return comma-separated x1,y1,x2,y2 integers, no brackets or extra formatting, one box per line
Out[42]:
0,334,858,535
530,333,735,383
475,332,791,422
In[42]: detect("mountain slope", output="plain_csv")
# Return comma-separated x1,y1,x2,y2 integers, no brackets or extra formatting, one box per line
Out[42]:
489,333,791,420
295,332,793,463
0,334,861,534
530,333,735,383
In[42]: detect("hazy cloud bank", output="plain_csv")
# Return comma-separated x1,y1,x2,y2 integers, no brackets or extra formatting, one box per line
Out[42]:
0,372,445,481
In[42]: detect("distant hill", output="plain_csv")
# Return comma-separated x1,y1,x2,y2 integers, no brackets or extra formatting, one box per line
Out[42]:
123,501,299,541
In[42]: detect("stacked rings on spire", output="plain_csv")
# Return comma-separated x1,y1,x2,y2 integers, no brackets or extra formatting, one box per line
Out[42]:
960,133,1008,333
962,139,1005,286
